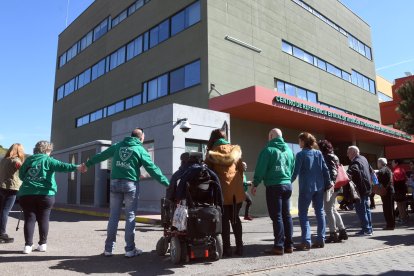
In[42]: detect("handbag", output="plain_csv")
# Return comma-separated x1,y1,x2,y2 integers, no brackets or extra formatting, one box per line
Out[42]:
172,203,188,231
373,184,387,197
334,164,350,188
348,180,361,204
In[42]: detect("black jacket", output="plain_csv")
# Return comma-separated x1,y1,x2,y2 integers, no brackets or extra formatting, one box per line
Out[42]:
323,153,340,182
347,155,372,196
377,166,394,193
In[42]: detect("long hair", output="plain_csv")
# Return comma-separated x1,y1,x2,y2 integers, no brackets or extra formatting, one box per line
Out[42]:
317,139,333,155
5,143,25,162
299,132,318,149
207,129,227,151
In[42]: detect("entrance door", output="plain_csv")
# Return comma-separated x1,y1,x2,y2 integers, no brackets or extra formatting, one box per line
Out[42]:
80,149,95,205
67,153,78,204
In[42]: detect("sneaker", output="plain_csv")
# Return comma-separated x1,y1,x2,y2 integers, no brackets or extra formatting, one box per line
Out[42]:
355,230,365,236
125,248,143,258
364,231,373,236
0,233,14,243
244,216,253,221
103,251,113,257
36,244,47,252
23,245,32,254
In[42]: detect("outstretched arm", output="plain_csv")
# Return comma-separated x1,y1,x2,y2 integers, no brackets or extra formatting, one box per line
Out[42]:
85,145,117,168
140,150,169,187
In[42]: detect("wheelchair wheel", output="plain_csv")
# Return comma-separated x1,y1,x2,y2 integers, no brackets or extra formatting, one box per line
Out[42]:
156,236,169,256
170,237,181,264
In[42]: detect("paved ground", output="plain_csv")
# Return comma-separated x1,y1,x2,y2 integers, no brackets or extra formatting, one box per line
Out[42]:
0,206,413,275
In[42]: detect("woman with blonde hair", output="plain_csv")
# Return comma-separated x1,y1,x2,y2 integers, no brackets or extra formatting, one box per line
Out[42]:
0,143,25,243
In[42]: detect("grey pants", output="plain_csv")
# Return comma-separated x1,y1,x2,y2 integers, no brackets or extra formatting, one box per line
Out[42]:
324,191,345,232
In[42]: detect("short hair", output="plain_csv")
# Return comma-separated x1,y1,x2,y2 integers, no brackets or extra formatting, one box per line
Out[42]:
131,128,144,139
269,128,283,140
298,132,317,149
34,141,53,154
317,140,333,155
378,158,388,166
347,146,360,155
392,159,402,165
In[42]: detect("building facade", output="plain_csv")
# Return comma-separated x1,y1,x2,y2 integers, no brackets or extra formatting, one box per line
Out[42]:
51,0,413,213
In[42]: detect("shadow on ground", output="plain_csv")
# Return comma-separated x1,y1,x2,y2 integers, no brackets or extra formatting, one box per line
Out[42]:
319,271,414,276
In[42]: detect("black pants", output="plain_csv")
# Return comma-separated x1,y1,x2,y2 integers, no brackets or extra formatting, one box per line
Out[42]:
222,203,243,250
381,192,395,229
370,192,376,208
244,192,252,217
19,195,55,246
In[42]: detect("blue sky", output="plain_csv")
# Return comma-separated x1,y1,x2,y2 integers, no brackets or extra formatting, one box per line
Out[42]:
0,0,412,152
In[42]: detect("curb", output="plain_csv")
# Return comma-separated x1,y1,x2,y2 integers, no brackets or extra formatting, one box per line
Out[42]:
53,207,161,225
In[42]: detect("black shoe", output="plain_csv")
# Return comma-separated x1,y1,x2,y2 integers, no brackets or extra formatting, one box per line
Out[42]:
325,232,340,243
0,234,14,243
338,229,348,241
223,247,233,258
234,246,243,256
311,241,325,249
294,243,310,251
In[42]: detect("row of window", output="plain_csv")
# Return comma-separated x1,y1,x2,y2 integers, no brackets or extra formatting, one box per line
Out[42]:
378,91,393,103
76,59,201,128
275,79,378,123
281,40,376,94
58,0,151,68
291,0,372,60
57,1,201,102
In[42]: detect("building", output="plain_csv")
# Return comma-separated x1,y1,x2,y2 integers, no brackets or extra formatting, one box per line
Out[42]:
376,75,393,103
51,0,413,213
380,75,414,168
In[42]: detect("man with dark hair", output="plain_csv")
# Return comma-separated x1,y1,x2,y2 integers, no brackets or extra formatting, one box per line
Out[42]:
84,128,169,257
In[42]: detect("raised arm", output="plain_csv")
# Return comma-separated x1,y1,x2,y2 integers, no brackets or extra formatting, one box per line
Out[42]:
85,144,117,168
140,150,169,187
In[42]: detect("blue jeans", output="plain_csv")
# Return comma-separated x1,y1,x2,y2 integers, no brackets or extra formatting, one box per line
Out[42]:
266,184,293,249
298,190,325,245
105,180,140,253
354,195,372,232
0,189,17,235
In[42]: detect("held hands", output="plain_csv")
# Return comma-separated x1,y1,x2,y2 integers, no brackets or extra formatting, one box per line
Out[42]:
77,163,88,173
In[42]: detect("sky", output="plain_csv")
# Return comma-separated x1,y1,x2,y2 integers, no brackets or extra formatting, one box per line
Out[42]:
0,0,413,152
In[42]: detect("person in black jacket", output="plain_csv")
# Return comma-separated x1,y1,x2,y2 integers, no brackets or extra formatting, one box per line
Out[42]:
318,140,348,243
347,146,373,236
377,158,395,230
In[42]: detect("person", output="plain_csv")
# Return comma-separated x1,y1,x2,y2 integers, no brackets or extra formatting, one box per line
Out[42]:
376,158,395,230
84,128,169,257
346,146,373,236
0,144,25,243
391,159,409,224
205,129,245,257
291,132,331,251
317,140,348,243
408,160,414,202
242,162,253,221
251,128,295,255
166,152,190,201
18,141,81,254
369,192,376,209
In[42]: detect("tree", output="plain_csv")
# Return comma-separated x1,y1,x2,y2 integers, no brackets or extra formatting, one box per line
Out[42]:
396,80,414,135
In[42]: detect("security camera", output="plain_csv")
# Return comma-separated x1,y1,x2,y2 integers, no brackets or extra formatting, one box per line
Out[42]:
179,119,192,132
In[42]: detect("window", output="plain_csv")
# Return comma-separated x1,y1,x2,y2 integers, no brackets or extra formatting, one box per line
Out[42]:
77,115,90,127
362,76,369,91
378,92,392,102
57,86,64,101
369,79,376,94
110,46,126,70
66,43,78,62
91,59,106,81
77,68,91,89
327,63,341,78
127,36,143,61
184,60,201,88
342,71,351,82
140,141,154,178
143,32,149,51
303,52,314,64
185,139,208,159
59,53,66,67
158,74,169,98
307,91,317,103
125,94,142,109
107,101,124,116
292,47,304,59
80,31,93,51
64,79,75,96
170,67,185,93
282,41,293,55
149,26,159,48
90,109,103,122
317,58,326,70
358,41,366,55
186,1,201,27
158,19,170,43
296,88,307,100
365,46,372,60
285,83,296,97
351,70,358,85
171,10,185,36
276,80,285,93
93,18,109,41
147,79,158,101
112,10,127,28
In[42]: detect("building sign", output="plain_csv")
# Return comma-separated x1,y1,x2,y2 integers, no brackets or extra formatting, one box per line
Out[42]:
274,96,412,141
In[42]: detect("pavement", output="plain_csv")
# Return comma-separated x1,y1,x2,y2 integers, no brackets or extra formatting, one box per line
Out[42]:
0,205,413,275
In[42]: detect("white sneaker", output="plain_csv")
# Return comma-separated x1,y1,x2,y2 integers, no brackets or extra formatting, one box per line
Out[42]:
36,244,47,252
125,248,143,258
104,251,113,257
23,245,32,254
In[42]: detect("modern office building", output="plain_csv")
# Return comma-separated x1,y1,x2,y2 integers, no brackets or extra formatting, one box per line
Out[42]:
376,75,393,103
51,0,413,213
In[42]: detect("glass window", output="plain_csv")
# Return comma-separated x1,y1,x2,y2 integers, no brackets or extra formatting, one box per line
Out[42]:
186,1,201,27
111,17,120,28
317,58,326,70
307,91,317,103
171,10,185,36
297,88,307,100
91,59,106,81
362,76,369,90
327,63,341,77
66,43,78,62
184,60,201,88
143,31,149,51
107,104,116,116
276,80,285,93
358,41,366,55
127,36,143,61
148,78,158,101
64,79,75,96
93,18,108,41
128,3,137,15
170,67,185,93
149,26,159,48
365,46,372,60
342,71,351,82
351,70,358,85
357,72,364,88
281,41,293,55
115,101,124,113
119,10,127,21
59,53,66,67
125,94,142,109
78,68,91,89
303,52,314,64
57,86,64,100
369,79,376,94
143,82,148,103
110,46,126,70
157,74,169,98
158,19,170,43
80,31,93,51
292,47,304,60
285,83,296,97
90,109,103,122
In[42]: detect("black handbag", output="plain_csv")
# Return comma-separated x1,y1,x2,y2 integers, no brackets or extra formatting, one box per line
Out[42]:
348,180,361,204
